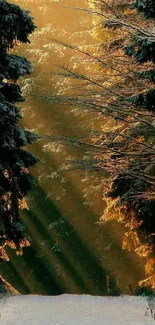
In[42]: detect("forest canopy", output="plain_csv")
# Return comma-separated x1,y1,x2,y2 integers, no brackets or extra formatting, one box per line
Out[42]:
2,0,155,295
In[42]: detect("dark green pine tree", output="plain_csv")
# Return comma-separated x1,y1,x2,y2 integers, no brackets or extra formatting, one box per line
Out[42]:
124,0,155,112
126,1,155,112
107,0,155,250
126,0,155,244
0,0,39,261
134,0,155,19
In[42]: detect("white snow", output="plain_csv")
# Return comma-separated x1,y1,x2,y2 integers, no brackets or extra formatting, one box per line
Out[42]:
0,294,155,325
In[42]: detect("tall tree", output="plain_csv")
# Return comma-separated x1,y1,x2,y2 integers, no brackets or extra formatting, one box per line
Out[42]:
0,0,39,262
44,0,155,289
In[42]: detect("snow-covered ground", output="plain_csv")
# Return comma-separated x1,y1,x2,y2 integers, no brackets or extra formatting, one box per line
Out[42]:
0,294,155,325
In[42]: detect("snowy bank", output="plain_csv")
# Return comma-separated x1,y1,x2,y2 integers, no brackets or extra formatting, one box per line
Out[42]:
0,294,155,324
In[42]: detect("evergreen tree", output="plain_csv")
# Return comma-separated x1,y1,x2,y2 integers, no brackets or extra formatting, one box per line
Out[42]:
0,0,39,261
134,0,155,19
101,0,155,288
